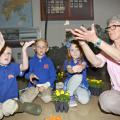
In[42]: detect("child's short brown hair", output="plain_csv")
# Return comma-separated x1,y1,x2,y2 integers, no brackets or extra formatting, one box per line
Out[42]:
0,44,11,56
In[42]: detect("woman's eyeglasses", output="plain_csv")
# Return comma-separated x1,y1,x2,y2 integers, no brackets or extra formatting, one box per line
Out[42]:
105,25,120,32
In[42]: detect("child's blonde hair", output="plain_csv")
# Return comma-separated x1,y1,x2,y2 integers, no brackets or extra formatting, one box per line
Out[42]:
34,38,48,47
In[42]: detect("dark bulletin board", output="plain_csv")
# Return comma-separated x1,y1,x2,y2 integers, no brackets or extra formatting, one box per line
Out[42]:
40,0,94,21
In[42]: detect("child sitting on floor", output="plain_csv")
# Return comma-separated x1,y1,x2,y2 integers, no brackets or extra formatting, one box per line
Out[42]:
0,32,41,119
20,39,56,103
64,40,90,107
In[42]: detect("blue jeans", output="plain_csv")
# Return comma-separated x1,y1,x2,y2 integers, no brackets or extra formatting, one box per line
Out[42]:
66,74,90,104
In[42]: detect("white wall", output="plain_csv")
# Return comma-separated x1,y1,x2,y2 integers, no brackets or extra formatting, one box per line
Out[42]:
94,0,120,26
13,0,120,63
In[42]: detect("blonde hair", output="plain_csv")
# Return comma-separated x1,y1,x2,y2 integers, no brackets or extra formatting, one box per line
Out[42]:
35,38,48,47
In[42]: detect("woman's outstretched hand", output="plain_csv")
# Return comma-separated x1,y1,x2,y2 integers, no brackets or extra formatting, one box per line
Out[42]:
66,24,98,43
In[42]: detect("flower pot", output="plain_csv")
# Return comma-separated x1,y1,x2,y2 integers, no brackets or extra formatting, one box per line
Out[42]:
54,101,69,112
89,87,94,95
59,102,64,112
63,102,69,112
89,87,102,96
54,101,64,112
55,102,60,112
95,87,102,96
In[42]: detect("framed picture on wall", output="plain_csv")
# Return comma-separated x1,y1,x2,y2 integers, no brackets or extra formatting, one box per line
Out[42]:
40,0,94,20
0,0,33,28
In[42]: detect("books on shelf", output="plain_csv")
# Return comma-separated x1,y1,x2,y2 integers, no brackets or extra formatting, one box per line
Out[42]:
19,32,37,40
19,28,38,40
0,28,19,40
0,27,39,41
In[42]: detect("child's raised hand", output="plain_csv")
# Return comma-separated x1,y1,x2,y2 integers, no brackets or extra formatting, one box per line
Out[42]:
22,40,35,49
0,32,5,51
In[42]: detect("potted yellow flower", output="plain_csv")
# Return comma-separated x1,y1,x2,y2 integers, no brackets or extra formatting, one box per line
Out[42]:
57,71,64,82
52,89,70,112
87,78,104,96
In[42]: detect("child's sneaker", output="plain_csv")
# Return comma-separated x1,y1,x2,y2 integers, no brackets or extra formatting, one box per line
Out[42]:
69,96,77,107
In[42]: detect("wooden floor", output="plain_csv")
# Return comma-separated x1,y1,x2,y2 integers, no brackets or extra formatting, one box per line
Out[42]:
3,96,120,120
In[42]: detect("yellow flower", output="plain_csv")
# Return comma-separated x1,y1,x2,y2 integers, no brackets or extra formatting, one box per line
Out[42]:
52,89,70,102
97,81,100,84
61,72,64,76
55,90,60,96
56,92,60,96
60,90,64,94
58,73,61,76
91,79,95,82
65,92,69,96
99,80,102,82
61,72,64,74
87,78,89,81
55,90,59,93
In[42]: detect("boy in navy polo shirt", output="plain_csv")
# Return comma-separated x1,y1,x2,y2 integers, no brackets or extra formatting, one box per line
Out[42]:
20,39,56,103
0,32,41,119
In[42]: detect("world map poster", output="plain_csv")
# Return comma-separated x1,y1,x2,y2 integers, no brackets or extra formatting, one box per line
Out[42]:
0,0,33,28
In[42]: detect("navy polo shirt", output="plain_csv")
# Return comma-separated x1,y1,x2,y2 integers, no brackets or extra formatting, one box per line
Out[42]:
0,63,20,103
25,54,56,88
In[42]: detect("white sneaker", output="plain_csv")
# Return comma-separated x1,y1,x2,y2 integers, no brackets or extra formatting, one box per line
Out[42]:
69,96,77,107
